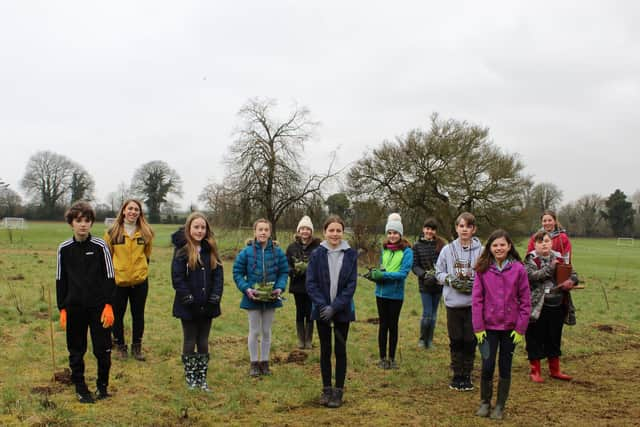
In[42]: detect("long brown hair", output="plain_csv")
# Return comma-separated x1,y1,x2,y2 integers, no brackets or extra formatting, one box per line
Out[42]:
475,229,522,273
107,199,154,244
183,212,221,271
541,210,563,231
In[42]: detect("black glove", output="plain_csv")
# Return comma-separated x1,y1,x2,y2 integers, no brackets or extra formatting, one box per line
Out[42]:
319,306,335,321
423,272,437,287
208,294,220,304
181,294,195,305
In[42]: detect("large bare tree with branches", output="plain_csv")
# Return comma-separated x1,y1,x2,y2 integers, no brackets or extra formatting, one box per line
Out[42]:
224,98,335,239
348,113,530,238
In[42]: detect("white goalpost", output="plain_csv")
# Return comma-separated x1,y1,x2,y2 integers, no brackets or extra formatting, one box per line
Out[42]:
1,217,26,229
616,237,634,247
104,218,116,228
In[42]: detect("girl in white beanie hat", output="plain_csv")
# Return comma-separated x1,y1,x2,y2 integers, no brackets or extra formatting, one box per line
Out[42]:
286,216,321,349
366,213,413,369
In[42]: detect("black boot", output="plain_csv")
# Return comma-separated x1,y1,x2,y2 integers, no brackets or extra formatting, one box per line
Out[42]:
197,353,211,392
75,383,95,404
249,361,261,377
319,387,332,406
304,321,314,349
131,342,146,361
426,321,436,349
182,354,199,389
296,321,305,349
490,377,511,420
419,318,430,348
475,378,492,417
327,388,343,408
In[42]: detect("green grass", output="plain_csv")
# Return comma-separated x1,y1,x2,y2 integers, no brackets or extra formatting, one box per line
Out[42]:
1,224,640,425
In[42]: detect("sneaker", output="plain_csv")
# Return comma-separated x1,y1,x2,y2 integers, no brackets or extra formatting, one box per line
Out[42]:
319,387,332,406
77,390,95,404
388,360,399,369
95,387,111,400
460,376,474,391
377,359,389,369
418,340,426,348
449,376,463,391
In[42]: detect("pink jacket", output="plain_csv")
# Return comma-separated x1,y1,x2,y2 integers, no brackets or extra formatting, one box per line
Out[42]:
472,261,531,335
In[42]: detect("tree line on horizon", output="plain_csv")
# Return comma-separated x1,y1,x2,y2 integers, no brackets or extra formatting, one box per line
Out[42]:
1,98,637,240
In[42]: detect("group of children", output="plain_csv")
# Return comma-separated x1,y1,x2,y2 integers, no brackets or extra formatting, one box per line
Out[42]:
56,201,578,419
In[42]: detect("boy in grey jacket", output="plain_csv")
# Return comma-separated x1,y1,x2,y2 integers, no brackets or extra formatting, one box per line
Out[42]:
435,212,483,391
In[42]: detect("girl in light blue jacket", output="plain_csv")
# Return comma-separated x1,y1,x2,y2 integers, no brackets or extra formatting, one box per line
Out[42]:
367,213,413,369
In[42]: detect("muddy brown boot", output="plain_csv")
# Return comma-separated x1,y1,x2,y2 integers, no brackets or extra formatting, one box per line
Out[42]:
327,388,343,408
319,387,332,406
259,360,271,376
114,344,128,360
249,362,260,377
131,342,146,361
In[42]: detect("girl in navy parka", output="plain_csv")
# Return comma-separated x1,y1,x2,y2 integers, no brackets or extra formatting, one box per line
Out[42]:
233,218,289,377
171,212,223,392
306,215,358,408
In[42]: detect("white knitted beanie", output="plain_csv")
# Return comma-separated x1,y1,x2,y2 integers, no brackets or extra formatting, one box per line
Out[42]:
296,215,314,233
385,213,403,236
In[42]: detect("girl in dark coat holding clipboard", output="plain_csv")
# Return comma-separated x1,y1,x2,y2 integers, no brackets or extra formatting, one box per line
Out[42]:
306,215,358,409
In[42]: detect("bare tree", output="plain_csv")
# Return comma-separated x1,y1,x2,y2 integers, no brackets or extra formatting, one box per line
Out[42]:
348,113,530,238
131,160,183,223
20,151,85,218
69,166,95,203
224,98,336,239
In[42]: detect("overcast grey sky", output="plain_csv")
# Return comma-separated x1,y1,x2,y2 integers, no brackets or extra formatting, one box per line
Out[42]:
2,1,639,210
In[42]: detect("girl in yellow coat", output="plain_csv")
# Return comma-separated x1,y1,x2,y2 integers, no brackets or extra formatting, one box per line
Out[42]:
104,199,154,361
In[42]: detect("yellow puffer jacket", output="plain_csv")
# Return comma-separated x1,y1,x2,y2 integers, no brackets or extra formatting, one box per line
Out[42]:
104,230,152,286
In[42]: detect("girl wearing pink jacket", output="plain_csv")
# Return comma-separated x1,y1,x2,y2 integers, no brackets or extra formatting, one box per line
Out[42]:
472,230,531,421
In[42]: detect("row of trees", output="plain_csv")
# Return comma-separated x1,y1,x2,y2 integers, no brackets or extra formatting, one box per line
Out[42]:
2,99,637,239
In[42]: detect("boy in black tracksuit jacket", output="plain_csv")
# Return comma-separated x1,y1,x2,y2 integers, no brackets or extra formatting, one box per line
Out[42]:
56,202,116,403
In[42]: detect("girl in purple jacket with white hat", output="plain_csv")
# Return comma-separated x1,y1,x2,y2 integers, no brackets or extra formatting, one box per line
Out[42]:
472,229,531,421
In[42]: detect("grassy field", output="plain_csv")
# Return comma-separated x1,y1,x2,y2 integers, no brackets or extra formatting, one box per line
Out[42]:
1,222,639,426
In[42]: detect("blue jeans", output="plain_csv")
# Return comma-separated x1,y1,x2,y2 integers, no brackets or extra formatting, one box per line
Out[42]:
420,291,441,328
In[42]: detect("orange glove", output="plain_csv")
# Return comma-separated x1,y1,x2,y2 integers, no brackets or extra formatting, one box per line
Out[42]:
101,304,114,328
59,309,67,329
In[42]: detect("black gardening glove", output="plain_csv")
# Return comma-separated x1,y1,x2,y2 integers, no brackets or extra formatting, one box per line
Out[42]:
181,294,195,305
319,306,335,321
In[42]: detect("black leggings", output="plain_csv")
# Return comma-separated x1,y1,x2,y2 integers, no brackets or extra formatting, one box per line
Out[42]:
317,320,350,389
181,318,212,354
376,297,403,360
112,279,148,345
481,330,516,380
293,293,312,323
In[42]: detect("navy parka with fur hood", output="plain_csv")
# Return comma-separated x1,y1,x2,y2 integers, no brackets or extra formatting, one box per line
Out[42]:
171,228,223,320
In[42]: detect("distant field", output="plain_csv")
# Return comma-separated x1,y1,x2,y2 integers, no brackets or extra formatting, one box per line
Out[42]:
1,222,639,426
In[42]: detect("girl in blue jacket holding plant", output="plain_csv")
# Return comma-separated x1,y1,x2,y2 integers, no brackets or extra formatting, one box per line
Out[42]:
233,218,289,377
306,215,358,408
472,229,531,420
367,213,413,369
171,212,223,392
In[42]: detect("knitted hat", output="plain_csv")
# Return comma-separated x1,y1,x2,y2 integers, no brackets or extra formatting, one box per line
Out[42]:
296,215,314,233
385,213,403,236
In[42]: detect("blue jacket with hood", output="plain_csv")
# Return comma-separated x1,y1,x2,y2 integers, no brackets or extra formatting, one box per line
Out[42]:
233,239,289,310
